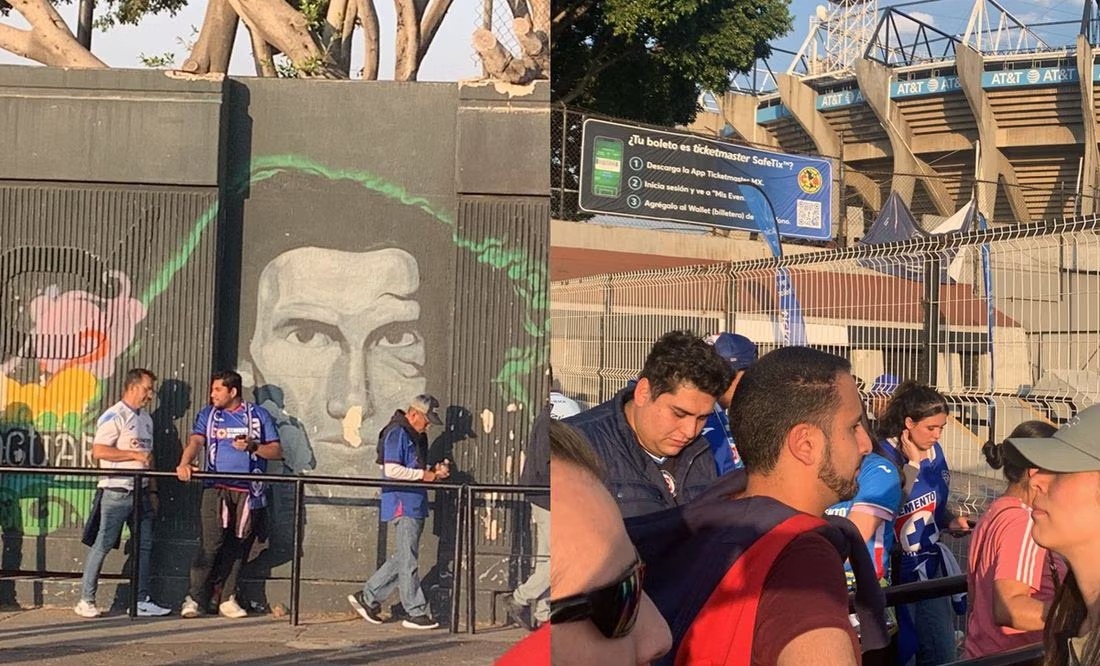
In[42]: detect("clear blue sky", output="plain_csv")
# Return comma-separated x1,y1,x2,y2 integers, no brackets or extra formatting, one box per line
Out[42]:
0,0,481,79
769,0,1085,77
0,1,1087,78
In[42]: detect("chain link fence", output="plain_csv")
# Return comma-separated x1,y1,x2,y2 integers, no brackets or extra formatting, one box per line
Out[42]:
551,216,1100,516
473,0,539,73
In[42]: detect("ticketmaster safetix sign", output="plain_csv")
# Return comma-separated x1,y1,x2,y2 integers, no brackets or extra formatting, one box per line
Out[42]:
579,118,833,241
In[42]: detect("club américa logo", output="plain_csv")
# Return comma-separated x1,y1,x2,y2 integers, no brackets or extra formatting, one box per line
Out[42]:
798,166,823,194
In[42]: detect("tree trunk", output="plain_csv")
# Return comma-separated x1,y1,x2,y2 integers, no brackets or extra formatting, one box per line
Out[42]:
182,0,240,74
358,0,380,79
226,0,343,77
323,0,353,76
512,17,547,76
473,27,538,84
0,0,105,68
417,0,454,62
393,0,421,81
249,27,278,76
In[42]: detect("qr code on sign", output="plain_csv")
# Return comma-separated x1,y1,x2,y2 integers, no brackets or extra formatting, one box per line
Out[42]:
797,200,822,229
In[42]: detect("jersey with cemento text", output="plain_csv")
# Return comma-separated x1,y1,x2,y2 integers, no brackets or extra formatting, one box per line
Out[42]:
191,402,277,507
891,441,951,582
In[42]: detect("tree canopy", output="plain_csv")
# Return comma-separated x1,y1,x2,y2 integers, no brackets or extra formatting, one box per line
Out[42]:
551,0,792,125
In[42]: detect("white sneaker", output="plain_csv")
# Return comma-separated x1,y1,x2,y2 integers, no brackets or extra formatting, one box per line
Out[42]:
137,598,172,617
73,599,101,618
219,595,247,619
180,595,201,618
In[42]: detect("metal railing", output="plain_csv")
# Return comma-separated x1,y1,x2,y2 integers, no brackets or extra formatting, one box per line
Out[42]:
0,466,546,633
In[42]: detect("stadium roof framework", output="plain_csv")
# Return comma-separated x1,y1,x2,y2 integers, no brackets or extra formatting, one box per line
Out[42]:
690,0,1100,233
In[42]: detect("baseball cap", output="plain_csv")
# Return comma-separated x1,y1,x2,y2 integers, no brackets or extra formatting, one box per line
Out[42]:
1007,405,1100,473
870,373,900,395
410,394,443,425
711,332,757,372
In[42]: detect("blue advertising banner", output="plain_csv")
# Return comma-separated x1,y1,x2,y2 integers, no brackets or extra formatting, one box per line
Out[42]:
578,118,833,241
891,75,963,98
816,88,866,110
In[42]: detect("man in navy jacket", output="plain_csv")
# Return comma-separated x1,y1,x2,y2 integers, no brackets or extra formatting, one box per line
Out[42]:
566,330,733,518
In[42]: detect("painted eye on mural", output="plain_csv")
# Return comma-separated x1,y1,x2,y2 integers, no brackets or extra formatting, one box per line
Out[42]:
280,320,342,349
373,323,421,349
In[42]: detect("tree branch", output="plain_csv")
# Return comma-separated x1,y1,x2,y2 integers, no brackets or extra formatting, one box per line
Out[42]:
182,0,240,74
5,0,106,67
0,22,35,62
417,0,453,62
248,25,277,76
226,0,343,77
473,27,540,84
323,0,353,75
357,0,379,79
393,0,421,80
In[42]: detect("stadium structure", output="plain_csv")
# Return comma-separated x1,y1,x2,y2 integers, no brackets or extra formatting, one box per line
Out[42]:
688,0,1100,238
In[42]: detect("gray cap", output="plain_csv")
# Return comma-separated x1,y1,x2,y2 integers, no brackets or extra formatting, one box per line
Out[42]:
410,394,443,426
1007,405,1100,473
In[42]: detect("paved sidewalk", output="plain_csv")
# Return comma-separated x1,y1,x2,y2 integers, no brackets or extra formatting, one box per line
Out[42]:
0,607,523,665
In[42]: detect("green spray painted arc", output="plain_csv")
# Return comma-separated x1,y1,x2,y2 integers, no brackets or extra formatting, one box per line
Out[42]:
137,153,547,408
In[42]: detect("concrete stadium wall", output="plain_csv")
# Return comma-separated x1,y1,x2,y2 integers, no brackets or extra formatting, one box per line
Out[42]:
0,66,548,621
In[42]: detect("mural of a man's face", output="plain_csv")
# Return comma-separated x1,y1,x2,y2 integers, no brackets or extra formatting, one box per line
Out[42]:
247,246,426,468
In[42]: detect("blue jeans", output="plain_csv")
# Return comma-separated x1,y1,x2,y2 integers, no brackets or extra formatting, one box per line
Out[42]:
80,488,153,603
909,594,957,665
362,516,427,617
513,504,550,622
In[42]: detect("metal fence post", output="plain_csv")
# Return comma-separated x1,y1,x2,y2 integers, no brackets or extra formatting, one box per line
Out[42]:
922,251,942,386
449,485,465,634
129,474,141,620
466,485,477,634
290,478,304,626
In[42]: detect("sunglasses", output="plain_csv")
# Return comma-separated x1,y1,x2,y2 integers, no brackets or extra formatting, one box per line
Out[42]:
549,558,645,639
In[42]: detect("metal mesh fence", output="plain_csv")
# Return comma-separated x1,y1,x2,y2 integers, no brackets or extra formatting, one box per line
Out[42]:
551,216,1100,515
473,0,530,72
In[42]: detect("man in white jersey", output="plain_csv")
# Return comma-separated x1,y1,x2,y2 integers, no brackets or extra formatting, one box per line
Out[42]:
75,368,171,618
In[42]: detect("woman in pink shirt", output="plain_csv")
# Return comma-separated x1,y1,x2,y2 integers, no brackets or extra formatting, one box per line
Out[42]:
964,420,1062,658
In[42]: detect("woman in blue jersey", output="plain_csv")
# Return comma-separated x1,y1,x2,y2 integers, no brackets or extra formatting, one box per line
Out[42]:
877,381,970,666
826,412,903,666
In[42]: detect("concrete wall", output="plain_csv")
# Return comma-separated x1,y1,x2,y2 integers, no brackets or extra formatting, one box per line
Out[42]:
0,67,548,621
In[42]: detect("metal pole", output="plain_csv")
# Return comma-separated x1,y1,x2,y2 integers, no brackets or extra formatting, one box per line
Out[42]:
290,479,304,626
448,488,465,634
466,486,476,635
129,476,140,620
77,0,95,49
922,252,941,386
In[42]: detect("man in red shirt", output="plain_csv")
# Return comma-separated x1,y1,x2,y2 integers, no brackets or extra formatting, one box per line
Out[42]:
634,346,877,665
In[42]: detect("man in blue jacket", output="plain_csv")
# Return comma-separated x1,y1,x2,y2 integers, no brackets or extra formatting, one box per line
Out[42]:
565,330,733,518
348,394,450,630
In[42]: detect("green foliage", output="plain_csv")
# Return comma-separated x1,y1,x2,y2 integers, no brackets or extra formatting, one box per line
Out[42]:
552,0,793,125
91,0,190,29
138,51,175,68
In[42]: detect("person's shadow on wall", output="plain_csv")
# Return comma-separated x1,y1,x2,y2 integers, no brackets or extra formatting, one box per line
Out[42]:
420,405,477,625
0,403,42,609
237,384,314,614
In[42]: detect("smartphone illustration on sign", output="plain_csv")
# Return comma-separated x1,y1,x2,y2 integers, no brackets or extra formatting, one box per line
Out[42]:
592,136,624,198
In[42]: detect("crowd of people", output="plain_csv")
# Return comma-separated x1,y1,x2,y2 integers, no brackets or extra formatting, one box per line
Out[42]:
76,368,453,630
72,335,1100,665
542,329,1100,666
